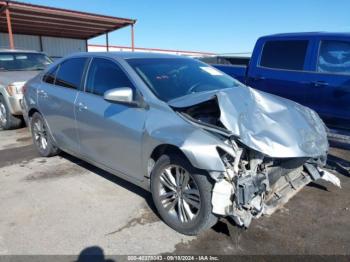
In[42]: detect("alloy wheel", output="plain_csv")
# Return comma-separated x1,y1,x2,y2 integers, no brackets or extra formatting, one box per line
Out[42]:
0,102,7,127
32,118,48,151
158,165,201,224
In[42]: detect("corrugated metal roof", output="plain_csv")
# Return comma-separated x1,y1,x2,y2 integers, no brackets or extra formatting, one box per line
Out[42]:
0,0,136,39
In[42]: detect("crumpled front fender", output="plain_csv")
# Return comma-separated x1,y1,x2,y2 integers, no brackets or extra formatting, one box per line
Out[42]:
142,109,234,176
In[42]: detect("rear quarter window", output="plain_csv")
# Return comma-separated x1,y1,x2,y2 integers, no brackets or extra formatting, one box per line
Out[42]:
43,65,59,84
260,40,309,70
317,40,350,75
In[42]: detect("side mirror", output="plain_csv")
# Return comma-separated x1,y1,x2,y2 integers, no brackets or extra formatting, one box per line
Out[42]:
104,87,133,104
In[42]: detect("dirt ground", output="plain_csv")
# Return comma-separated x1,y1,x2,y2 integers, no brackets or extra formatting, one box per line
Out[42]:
0,128,349,256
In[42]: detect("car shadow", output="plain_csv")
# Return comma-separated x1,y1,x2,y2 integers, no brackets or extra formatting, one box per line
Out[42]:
59,152,160,218
326,154,350,177
307,181,329,192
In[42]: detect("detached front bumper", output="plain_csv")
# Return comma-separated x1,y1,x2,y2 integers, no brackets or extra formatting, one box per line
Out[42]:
265,165,340,216
211,162,341,228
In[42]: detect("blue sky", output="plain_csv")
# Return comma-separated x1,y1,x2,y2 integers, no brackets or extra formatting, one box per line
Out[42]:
19,0,350,54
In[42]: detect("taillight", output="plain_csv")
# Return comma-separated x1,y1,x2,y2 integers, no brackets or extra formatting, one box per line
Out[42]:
5,82,25,96
5,84,17,96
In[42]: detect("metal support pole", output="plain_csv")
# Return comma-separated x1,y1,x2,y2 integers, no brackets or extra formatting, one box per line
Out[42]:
131,24,135,52
39,35,43,51
85,39,88,52
106,32,109,52
5,8,14,49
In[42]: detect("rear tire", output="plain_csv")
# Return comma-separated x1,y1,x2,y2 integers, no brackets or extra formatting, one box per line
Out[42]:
151,153,218,235
0,95,23,130
30,112,60,157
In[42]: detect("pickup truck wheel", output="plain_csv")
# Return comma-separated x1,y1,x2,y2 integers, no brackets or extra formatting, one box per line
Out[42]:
30,112,60,157
0,96,23,130
151,154,218,235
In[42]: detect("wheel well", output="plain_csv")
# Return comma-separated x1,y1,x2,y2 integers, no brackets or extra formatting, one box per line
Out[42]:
150,144,187,162
147,144,189,178
28,108,39,119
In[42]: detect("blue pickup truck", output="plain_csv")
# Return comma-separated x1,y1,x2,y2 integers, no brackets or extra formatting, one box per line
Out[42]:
211,32,350,138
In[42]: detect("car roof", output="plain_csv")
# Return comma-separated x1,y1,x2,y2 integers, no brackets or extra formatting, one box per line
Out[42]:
260,32,350,39
70,51,188,60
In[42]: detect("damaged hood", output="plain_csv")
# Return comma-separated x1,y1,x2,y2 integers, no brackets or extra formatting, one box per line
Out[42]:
0,70,40,86
168,86,328,158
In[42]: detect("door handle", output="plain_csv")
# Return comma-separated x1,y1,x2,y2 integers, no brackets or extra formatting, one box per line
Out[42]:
77,102,87,111
312,81,329,87
251,76,266,81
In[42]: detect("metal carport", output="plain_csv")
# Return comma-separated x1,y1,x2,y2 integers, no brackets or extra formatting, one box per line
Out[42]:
0,0,136,56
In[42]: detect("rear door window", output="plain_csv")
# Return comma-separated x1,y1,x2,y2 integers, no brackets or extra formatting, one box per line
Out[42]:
85,58,133,96
55,58,88,89
317,40,350,75
260,40,309,70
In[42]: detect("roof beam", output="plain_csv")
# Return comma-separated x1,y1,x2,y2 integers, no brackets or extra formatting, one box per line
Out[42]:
0,27,92,39
8,16,112,31
0,21,103,34
11,12,119,27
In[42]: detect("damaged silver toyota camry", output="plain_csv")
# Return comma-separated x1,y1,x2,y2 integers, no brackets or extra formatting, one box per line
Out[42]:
23,52,340,235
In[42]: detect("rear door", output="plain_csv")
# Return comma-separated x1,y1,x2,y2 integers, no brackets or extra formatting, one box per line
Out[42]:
308,38,350,131
38,57,88,154
247,39,314,106
75,57,147,179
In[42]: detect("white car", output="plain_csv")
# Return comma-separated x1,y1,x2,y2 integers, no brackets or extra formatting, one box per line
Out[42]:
0,49,52,129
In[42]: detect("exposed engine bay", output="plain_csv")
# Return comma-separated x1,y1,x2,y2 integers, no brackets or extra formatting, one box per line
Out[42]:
173,94,341,227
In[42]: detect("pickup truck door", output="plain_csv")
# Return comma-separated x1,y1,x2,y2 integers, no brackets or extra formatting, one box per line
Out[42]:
75,57,147,180
247,39,314,106
307,38,350,132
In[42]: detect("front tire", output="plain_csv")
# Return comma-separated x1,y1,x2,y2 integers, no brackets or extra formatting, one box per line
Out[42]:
151,154,218,235
30,112,60,157
0,95,23,130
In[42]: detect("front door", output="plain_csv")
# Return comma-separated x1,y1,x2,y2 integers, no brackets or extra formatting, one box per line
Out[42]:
75,57,147,179
247,39,313,106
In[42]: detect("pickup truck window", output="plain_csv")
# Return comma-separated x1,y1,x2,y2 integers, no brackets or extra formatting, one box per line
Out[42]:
317,40,350,75
260,40,308,70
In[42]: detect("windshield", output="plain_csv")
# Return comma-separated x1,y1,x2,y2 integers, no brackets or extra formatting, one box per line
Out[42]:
127,58,242,102
0,52,52,71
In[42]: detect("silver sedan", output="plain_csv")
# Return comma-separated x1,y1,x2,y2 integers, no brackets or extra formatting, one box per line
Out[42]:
23,52,340,235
